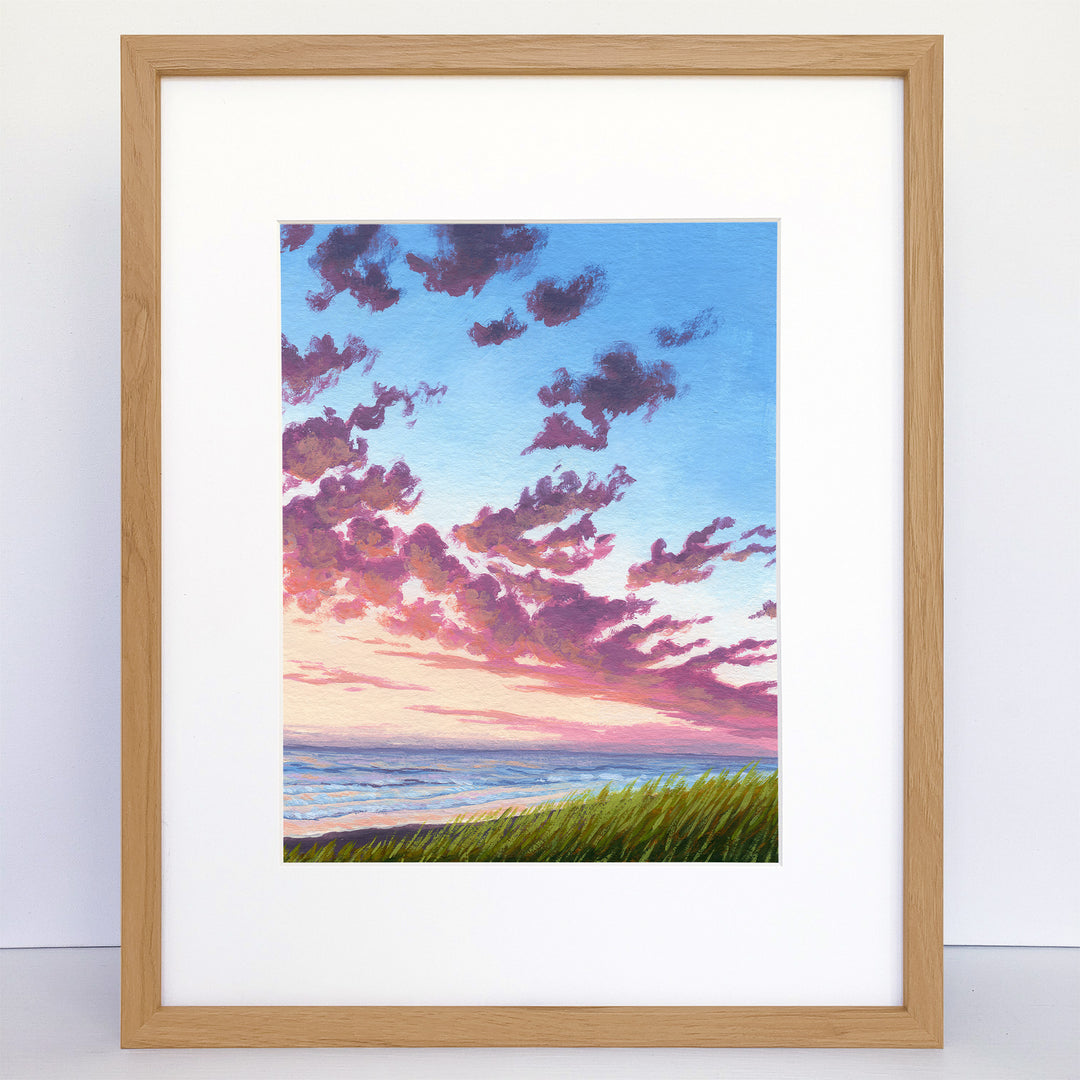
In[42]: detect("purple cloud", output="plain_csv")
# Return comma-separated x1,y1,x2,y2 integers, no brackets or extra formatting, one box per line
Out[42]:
722,543,777,563
522,412,609,454
468,309,528,347
282,409,368,484
525,345,678,453
452,467,634,575
626,517,738,589
653,307,720,348
740,524,776,540
681,638,777,669
347,382,447,431
306,225,401,313
280,224,315,252
406,225,546,298
282,333,377,405
524,266,606,327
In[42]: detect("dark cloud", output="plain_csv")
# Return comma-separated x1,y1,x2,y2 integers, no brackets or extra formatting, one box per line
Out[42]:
306,225,401,313
282,409,368,483
681,638,777,669
406,224,546,298
468,309,528,347
525,345,678,453
626,517,737,589
653,307,720,348
282,333,377,405
749,600,777,620
524,266,606,327
591,614,710,670
522,412,608,454
453,467,634,575
280,224,315,252
542,346,678,424
347,382,447,431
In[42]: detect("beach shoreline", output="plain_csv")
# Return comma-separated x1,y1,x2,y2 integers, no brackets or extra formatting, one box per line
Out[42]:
283,769,780,863
283,756,778,841
282,788,582,839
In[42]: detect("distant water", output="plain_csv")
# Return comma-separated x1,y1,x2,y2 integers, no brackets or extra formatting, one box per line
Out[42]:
283,746,777,826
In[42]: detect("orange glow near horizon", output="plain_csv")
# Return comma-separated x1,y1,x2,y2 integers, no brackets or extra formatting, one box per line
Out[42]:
284,613,777,755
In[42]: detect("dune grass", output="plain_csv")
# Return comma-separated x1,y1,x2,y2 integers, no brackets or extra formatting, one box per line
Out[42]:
284,766,778,863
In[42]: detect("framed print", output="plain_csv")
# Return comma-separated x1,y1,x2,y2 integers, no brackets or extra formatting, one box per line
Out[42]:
280,219,781,867
121,36,942,1047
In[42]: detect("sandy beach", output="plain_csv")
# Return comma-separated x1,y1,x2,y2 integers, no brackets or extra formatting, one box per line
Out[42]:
284,819,461,855
282,809,564,855
282,788,571,839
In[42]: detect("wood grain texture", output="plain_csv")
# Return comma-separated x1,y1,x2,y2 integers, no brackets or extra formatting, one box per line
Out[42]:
120,34,943,1048
902,36,945,1047
121,34,941,76
123,1005,938,1049
120,35,162,1048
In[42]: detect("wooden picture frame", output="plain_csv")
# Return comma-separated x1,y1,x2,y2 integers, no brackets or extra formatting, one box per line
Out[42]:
121,35,942,1048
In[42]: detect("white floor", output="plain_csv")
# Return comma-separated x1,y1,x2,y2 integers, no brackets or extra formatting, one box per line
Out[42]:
1,946,1077,1079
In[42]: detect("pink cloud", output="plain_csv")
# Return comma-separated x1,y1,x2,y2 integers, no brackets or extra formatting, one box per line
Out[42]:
406,705,770,753
281,333,377,406
347,381,446,431
626,516,737,589
409,704,606,737
721,542,776,563
282,409,368,483
373,629,777,741
740,524,776,540
452,467,633,575
282,465,424,616
285,662,430,691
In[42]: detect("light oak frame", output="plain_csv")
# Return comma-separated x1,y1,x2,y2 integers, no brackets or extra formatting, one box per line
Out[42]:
121,35,943,1048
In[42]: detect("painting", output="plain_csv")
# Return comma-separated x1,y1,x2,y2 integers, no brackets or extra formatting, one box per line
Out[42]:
280,222,778,863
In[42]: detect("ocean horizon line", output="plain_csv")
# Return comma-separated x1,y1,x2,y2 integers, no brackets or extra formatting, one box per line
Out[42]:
283,741,777,761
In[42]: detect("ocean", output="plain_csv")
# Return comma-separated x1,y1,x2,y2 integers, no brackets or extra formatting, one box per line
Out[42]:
283,745,777,835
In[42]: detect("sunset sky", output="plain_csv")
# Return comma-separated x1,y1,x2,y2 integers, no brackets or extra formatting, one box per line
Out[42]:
281,222,778,755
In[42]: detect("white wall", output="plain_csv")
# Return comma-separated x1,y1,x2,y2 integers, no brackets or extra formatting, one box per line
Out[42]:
1,0,1077,950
